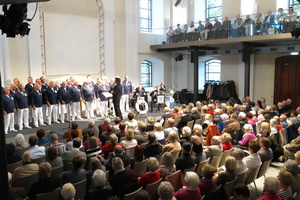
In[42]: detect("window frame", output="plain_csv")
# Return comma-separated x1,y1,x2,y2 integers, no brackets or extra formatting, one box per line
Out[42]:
205,59,221,83
206,0,222,21
141,60,152,87
140,0,152,33
289,0,300,7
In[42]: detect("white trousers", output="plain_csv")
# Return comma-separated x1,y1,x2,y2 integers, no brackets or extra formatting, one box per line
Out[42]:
33,107,44,127
60,103,70,123
47,104,58,124
121,94,130,112
71,101,81,120
17,108,29,130
85,101,94,118
42,104,48,122
100,100,108,116
4,112,15,133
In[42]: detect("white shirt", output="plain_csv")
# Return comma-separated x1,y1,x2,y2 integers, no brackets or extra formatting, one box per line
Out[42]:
242,153,261,169
154,131,165,140
236,160,247,175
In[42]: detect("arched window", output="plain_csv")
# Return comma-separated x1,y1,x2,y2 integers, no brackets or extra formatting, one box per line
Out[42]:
290,0,300,7
205,59,221,82
206,0,222,20
140,0,152,32
141,60,152,86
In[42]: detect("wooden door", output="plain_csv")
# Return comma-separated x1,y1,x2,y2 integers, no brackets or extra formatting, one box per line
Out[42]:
274,55,299,109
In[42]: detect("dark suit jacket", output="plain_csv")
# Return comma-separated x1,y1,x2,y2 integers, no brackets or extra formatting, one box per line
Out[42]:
177,114,193,130
109,169,138,197
175,153,195,173
113,84,122,101
191,113,200,121
28,177,60,199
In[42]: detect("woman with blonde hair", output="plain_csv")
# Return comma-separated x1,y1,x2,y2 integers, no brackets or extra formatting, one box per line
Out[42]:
154,122,165,144
138,157,161,188
191,124,203,144
121,128,138,148
215,156,237,186
86,136,101,158
277,170,293,200
220,133,232,151
159,152,176,178
260,122,271,137
146,116,156,132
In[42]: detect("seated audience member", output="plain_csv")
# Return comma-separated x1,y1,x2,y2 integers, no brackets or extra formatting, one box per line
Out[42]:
260,177,281,200
190,107,201,121
15,133,29,150
116,123,126,142
191,124,204,144
146,116,156,132
259,122,271,138
192,142,206,164
243,140,262,176
159,152,176,178
277,170,293,200
161,107,172,127
121,128,138,148
6,143,21,164
86,157,106,189
158,181,176,200
284,126,300,158
86,136,102,158
175,142,196,172
172,106,180,118
232,148,247,175
135,122,148,144
85,169,113,200
138,157,161,188
26,135,46,159
106,145,131,170
134,143,144,162
198,164,217,196
28,162,60,199
65,129,79,151
233,184,251,200
11,152,39,185
204,136,223,160
269,119,283,161
112,116,122,134
98,117,111,134
177,109,193,133
180,126,192,145
238,124,256,147
163,131,181,153
61,183,76,200
83,129,100,151
61,138,86,169
101,134,121,158
295,151,300,171
258,137,273,162
284,160,300,195
83,120,99,137
125,112,138,130
154,122,165,144
100,124,114,145
63,122,83,140
222,113,240,137
8,172,27,200
44,146,63,168
60,156,86,185
36,129,50,146
144,132,162,158
134,190,151,200
109,157,138,197
174,172,202,200
215,156,236,186
164,118,178,138
205,122,220,146
49,133,66,154
220,133,233,151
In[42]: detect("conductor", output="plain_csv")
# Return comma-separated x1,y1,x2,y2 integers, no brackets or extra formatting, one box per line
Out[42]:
113,77,123,120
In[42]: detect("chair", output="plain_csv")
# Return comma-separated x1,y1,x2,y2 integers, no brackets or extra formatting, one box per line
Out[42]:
219,149,233,167
235,171,247,185
173,116,181,127
36,187,61,200
79,146,85,152
165,170,184,192
187,120,194,130
123,187,143,200
14,172,39,193
51,165,64,178
59,139,67,144
171,150,180,161
32,156,46,165
14,147,29,158
7,160,22,173
125,146,136,158
132,158,148,177
63,162,73,171
223,177,237,198
244,165,260,195
195,158,209,177
73,179,87,200
145,178,162,200
156,154,164,165
183,164,197,176
209,154,223,169
195,119,201,125
257,159,272,179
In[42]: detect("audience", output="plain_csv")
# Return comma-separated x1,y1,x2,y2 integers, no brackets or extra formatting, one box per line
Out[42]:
238,124,256,147
283,125,300,158
158,181,176,200
60,156,86,185
135,122,149,144
63,122,83,140
179,126,192,144
15,133,29,150
243,140,262,177
61,183,76,200
61,138,86,170
258,137,273,162
8,172,27,200
44,146,63,168
215,156,236,186
220,132,233,151
36,129,50,146
174,172,202,200
233,184,251,200
164,118,178,138
86,136,102,158
232,148,247,175
260,177,281,200
198,164,217,196
192,142,206,164
191,124,204,144
204,136,223,159
144,132,162,158
65,129,79,151
26,135,46,159
125,112,138,130
154,122,165,144
277,170,293,200
138,157,161,188
159,152,176,178
49,133,66,154
121,128,138,148
163,131,181,153
6,143,21,164
175,142,195,172
284,159,300,195
83,120,99,137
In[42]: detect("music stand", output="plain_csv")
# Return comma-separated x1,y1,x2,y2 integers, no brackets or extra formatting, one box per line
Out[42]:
156,94,165,112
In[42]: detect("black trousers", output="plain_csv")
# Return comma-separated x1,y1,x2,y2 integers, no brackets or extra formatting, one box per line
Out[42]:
113,98,123,120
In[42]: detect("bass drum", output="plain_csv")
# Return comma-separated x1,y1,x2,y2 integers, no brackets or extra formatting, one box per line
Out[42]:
135,99,148,115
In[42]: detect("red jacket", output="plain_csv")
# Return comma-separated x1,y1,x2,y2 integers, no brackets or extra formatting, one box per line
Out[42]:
138,171,161,189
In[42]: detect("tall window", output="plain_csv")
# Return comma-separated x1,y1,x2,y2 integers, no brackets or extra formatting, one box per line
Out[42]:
141,60,152,86
290,0,300,7
140,0,152,32
206,0,222,20
205,60,221,82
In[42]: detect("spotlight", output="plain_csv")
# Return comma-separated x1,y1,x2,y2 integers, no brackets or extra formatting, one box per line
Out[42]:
175,54,183,61
291,28,300,39
174,0,181,7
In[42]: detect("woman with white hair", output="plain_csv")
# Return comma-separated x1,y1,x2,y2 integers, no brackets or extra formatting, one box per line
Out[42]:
61,183,76,200
158,181,176,200
174,171,202,200
15,133,29,150
191,124,203,144
260,177,281,200
159,152,176,178
238,124,256,147
85,169,113,200
179,126,192,144
163,131,181,153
